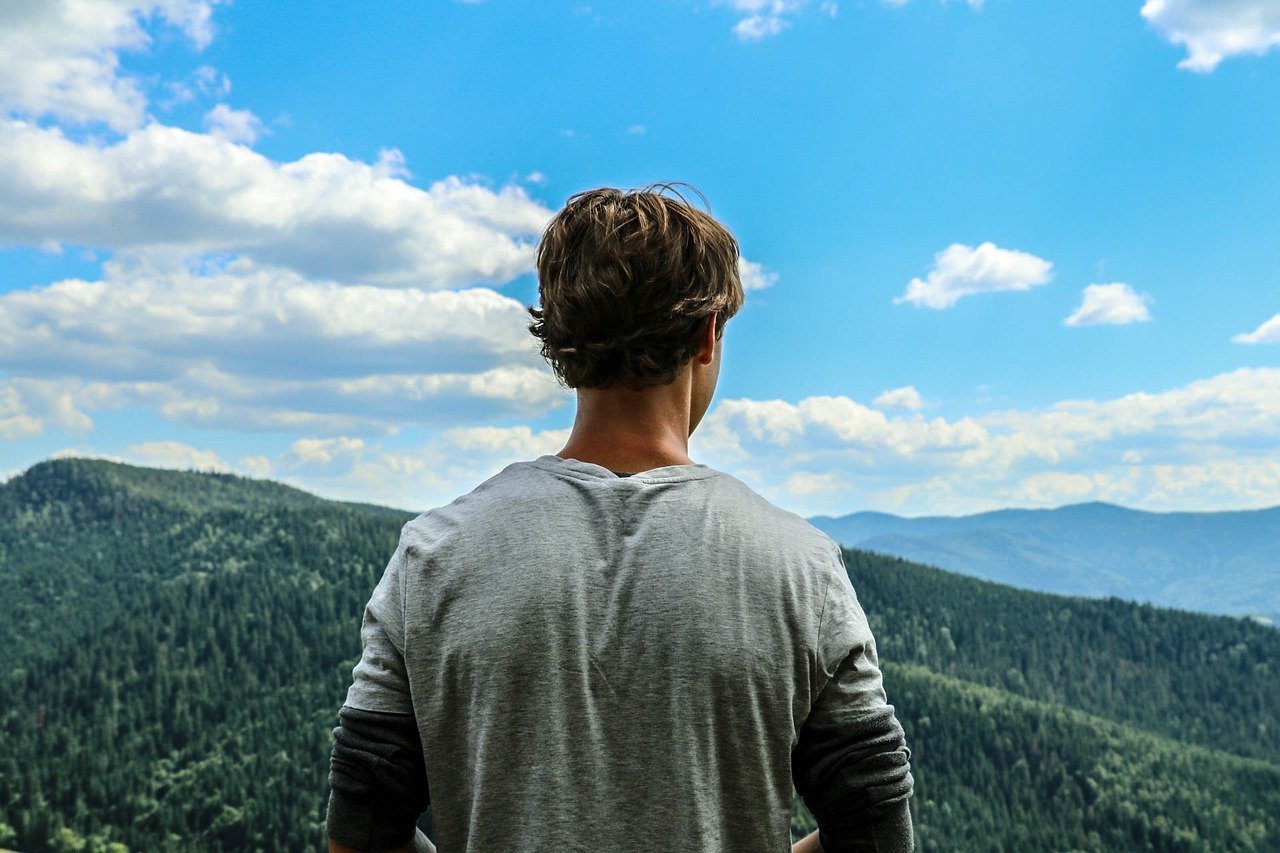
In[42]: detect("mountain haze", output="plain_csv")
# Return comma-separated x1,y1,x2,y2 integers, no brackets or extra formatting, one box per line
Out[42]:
810,500,1280,623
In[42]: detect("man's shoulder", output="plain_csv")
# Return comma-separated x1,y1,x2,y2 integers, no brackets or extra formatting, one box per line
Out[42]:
709,468,843,562
400,459,538,532
398,459,841,565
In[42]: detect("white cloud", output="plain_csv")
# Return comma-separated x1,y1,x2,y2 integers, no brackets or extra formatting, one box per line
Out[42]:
123,440,230,472
894,242,1053,309
715,0,978,38
739,257,779,291
713,0,806,40
163,64,230,108
979,367,1280,448
0,0,579,483
873,386,924,411
883,0,982,7
1007,470,1105,505
25,366,1280,516
0,120,553,288
786,471,839,495
702,396,988,463
237,454,273,477
212,424,574,511
1232,312,1280,344
0,258,546,381
0,376,97,438
442,424,571,458
691,367,1280,515
734,13,791,40
1141,457,1280,504
1064,282,1154,326
1142,0,1280,72
627,124,648,135
0,365,566,438
203,103,265,145
0,382,44,440
285,436,366,469
0,258,570,437
0,0,219,131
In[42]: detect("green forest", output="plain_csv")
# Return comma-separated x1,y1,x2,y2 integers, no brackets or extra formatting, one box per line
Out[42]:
1,458,1277,851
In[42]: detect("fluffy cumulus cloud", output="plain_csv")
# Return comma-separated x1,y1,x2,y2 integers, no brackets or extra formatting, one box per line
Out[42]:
97,424,577,511
0,257,547,381
716,0,991,40
872,386,924,411
0,257,568,436
0,2,569,446
0,364,565,439
882,0,983,8
122,440,231,472
739,258,779,291
0,376,96,439
310,424,570,510
0,120,553,288
894,242,1053,310
0,0,218,130
717,0,805,40
1232,312,1280,344
689,367,1280,515
1,383,45,440
711,0,842,41
203,103,266,144
1063,283,1154,326
40,367,1280,515
785,471,840,495
1141,0,1280,72
0,0,556,478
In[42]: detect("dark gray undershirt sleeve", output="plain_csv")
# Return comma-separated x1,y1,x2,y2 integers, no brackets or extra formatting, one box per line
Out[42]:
793,555,916,852
327,705,430,851
793,705,915,852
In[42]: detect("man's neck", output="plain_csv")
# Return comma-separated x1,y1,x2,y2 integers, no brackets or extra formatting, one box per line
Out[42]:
554,440,693,473
556,381,696,472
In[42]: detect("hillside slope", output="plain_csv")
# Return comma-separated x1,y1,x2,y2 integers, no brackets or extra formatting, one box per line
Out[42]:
841,548,1280,764
1,458,1277,851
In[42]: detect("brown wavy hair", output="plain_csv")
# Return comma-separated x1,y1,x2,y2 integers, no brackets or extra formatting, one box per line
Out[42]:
527,183,745,390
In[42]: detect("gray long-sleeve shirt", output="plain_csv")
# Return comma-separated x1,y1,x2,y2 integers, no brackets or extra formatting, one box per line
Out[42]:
327,453,913,852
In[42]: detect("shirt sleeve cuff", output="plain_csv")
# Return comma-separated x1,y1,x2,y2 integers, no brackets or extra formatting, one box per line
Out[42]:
818,797,914,853
326,787,419,852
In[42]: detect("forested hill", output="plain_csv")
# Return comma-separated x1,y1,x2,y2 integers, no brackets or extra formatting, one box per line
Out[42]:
1,458,1277,852
810,500,1280,623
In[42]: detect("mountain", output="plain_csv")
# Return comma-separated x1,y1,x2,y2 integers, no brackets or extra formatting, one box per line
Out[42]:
810,500,1280,623
1,458,1277,851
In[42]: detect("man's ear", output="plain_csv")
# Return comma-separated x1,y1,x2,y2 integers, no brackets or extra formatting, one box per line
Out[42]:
698,312,718,365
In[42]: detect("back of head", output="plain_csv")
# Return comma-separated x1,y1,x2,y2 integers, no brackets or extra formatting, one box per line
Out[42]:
528,183,745,391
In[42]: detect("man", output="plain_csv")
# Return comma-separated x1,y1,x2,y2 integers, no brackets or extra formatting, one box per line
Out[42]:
326,184,915,852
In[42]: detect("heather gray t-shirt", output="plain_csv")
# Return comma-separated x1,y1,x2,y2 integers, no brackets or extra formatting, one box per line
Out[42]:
343,453,906,852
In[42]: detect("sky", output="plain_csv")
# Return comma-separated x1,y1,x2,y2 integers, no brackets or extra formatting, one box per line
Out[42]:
1,0,1279,517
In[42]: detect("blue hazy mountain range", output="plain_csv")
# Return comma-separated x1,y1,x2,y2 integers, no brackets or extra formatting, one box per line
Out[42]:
809,501,1280,624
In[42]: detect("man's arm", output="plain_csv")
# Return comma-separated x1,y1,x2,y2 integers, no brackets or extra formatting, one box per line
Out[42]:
791,547,915,853
793,829,823,853
327,526,433,852
327,706,431,852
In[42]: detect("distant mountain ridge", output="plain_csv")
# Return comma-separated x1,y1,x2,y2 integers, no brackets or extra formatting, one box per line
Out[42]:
810,500,1280,623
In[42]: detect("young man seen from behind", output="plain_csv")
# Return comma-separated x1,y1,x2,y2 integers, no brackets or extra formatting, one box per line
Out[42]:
325,184,915,852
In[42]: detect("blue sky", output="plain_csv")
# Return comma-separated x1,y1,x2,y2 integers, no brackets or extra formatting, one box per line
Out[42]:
1,0,1279,516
